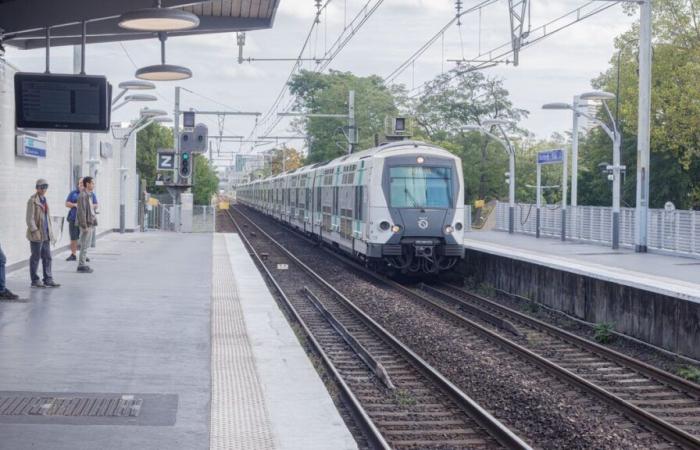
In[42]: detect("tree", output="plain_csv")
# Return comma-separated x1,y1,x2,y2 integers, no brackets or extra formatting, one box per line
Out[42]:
268,146,303,175
585,0,700,209
411,69,528,205
136,122,173,193
192,154,219,205
288,70,402,163
136,122,219,204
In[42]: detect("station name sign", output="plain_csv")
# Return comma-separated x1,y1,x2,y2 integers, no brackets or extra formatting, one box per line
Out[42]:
16,134,47,159
537,149,564,165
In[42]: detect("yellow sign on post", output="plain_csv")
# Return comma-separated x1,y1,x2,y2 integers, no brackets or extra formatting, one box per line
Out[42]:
218,201,230,210
147,198,160,207
474,199,485,209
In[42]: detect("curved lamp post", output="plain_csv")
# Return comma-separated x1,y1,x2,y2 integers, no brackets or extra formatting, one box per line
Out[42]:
463,119,517,234
543,90,623,249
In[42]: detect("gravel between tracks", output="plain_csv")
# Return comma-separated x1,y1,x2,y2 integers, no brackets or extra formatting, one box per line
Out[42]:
240,206,674,450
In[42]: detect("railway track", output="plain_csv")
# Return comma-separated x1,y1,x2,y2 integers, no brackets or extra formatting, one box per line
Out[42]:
421,282,700,448
230,204,698,449
224,209,529,450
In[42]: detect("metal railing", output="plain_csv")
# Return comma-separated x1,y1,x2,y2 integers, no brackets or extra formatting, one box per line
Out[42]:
495,202,700,257
144,204,215,233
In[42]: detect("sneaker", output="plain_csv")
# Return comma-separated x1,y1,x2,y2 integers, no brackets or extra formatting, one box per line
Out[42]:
31,281,45,288
87,257,91,262
0,289,19,300
44,280,61,288
66,254,77,261
77,265,93,273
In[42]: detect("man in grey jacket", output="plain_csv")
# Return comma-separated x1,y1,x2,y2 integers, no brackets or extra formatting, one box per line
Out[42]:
26,179,60,288
77,176,97,273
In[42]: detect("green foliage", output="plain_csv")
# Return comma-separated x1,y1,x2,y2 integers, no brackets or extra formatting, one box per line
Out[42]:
136,122,173,193
412,69,528,205
585,0,700,209
593,322,616,344
136,122,219,204
288,70,402,163
193,154,219,205
677,366,700,383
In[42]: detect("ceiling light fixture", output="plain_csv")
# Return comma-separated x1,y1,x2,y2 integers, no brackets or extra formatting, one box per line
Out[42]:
135,32,192,81
118,0,200,32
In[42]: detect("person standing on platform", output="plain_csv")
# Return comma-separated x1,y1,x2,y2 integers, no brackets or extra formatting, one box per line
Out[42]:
0,243,19,300
65,177,98,262
26,179,60,288
77,176,97,273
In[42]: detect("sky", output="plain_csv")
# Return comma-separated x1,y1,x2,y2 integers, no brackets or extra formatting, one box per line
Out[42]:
5,0,636,166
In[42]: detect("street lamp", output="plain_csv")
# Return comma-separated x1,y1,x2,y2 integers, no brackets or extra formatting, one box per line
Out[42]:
543,90,624,249
112,94,158,111
112,80,156,106
463,119,517,234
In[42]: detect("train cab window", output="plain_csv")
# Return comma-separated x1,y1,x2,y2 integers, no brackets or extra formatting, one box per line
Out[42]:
389,166,453,208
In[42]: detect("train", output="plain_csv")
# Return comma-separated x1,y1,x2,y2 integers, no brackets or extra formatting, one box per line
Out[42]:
236,140,465,274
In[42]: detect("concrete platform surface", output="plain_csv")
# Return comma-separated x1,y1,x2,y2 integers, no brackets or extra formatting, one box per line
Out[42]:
465,231,700,303
0,231,356,450
213,233,356,450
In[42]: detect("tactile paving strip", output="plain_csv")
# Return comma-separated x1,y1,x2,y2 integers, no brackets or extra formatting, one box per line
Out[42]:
210,234,275,450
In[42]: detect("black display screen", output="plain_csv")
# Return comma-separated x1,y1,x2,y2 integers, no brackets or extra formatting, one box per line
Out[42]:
15,73,111,132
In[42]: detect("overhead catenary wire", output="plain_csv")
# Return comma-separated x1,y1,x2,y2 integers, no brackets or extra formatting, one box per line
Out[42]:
405,0,622,99
254,0,387,149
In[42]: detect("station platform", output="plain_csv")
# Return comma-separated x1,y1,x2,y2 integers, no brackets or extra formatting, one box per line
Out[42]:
464,231,700,304
0,231,356,450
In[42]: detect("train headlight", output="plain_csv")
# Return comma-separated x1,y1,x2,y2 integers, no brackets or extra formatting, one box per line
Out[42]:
444,225,454,234
416,156,425,164
379,221,391,231
391,225,402,233
455,222,463,231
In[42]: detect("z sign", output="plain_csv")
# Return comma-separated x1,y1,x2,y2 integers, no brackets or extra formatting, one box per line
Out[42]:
157,152,175,170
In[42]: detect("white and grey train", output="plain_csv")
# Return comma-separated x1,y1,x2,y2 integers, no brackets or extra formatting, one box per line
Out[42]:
236,140,465,274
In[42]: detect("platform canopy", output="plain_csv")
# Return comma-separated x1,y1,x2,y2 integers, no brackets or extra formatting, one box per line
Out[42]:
0,0,280,50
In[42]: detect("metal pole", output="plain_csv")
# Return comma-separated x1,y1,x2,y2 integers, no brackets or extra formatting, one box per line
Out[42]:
174,86,181,181
561,146,568,241
536,164,541,238
508,152,515,234
571,96,580,207
612,133,621,249
348,90,356,154
635,0,652,253
80,21,86,75
119,142,127,233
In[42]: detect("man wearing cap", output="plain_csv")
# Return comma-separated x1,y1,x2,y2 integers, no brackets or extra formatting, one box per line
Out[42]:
26,179,60,288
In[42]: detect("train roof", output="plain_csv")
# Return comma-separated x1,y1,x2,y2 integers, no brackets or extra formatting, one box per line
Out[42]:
250,140,454,184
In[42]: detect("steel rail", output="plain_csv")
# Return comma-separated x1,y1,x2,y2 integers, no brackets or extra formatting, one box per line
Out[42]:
432,283,700,397
225,210,391,450
230,206,532,450
305,238,700,449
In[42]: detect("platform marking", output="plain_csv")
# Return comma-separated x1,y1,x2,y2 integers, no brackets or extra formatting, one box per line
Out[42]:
211,234,275,450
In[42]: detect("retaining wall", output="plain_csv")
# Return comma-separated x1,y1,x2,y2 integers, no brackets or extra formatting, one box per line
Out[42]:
461,249,700,360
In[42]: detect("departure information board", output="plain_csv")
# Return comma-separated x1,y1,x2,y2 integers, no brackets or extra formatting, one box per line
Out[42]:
15,73,111,132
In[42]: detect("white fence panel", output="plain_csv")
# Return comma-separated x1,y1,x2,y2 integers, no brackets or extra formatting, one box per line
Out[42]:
494,201,700,257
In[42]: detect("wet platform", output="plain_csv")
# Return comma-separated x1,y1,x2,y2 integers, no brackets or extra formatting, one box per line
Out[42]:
0,232,356,450
464,231,700,304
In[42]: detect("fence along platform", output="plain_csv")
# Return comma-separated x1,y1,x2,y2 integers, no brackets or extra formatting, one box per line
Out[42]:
494,202,700,257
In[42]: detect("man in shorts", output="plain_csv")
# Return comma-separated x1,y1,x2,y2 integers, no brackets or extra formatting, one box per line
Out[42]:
65,177,98,261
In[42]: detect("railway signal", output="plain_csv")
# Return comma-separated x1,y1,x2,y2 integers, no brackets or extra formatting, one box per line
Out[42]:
180,151,192,178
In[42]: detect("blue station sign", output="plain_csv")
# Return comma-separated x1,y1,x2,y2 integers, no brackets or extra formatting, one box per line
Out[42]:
16,134,47,159
537,149,564,165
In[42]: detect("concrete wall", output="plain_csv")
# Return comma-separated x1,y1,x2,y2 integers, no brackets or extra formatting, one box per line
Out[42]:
0,58,138,266
461,249,700,360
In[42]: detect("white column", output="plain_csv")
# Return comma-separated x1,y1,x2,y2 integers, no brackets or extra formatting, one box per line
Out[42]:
635,0,652,252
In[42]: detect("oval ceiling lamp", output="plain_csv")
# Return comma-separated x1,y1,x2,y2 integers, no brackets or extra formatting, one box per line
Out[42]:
136,32,192,81
118,1,200,32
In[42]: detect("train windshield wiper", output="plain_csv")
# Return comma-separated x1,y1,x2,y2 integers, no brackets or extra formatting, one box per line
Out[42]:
404,188,419,208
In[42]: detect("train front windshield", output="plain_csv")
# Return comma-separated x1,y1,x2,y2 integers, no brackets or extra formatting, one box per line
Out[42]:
389,166,452,208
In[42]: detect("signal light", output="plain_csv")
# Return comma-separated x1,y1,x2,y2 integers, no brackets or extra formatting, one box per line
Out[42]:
180,151,192,178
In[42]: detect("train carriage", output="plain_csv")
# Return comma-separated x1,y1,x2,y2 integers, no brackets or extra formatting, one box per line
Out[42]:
237,140,465,274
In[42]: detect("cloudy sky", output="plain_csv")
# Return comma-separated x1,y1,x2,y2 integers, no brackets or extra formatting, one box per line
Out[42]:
6,0,635,164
